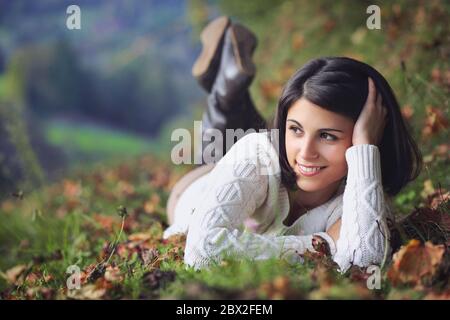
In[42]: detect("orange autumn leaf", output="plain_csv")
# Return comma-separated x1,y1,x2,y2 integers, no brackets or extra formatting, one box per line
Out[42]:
422,106,449,138
67,284,106,300
149,167,171,189
434,144,450,158
427,190,450,211
92,214,118,232
323,19,336,33
430,68,450,89
116,180,135,197
128,232,152,242
1,264,28,285
259,275,295,299
424,290,450,300
63,179,82,199
291,32,305,51
104,265,123,283
431,68,441,83
387,239,445,287
1,200,15,213
260,80,283,101
401,104,414,120
280,61,296,82
143,193,161,214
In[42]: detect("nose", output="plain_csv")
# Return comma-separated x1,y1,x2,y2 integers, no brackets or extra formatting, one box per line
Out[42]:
298,136,319,161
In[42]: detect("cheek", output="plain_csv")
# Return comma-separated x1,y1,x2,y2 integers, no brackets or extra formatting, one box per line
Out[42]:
285,134,298,165
320,143,350,172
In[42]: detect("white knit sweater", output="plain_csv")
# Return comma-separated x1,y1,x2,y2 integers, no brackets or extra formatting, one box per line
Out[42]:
163,131,392,272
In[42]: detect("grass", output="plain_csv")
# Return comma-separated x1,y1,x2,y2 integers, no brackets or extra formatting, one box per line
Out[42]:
45,119,153,161
0,150,448,300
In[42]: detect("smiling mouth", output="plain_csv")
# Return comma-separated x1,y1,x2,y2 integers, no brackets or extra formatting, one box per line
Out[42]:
297,164,327,176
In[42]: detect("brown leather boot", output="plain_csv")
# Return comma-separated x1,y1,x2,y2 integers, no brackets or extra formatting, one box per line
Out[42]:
192,16,230,93
196,24,265,164
213,24,258,110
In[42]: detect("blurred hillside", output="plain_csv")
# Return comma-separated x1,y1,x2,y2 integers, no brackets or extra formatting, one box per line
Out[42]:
0,0,205,196
0,0,202,133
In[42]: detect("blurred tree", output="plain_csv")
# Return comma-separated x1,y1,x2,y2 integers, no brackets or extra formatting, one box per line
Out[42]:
97,54,181,136
0,62,46,197
8,40,94,118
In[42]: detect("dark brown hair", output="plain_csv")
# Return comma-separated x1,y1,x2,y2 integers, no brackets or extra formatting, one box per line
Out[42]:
273,57,422,196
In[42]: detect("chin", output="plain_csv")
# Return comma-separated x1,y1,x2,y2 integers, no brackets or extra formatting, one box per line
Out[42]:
296,179,325,192
296,174,345,193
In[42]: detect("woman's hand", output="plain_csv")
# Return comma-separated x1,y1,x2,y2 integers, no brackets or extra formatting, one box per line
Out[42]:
352,77,388,146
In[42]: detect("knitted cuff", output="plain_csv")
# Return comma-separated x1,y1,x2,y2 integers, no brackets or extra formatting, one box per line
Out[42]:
345,144,382,182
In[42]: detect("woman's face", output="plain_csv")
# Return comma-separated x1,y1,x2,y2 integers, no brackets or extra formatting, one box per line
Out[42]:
285,97,354,193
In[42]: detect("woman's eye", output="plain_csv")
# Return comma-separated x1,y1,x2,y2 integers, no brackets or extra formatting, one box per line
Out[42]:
320,132,337,141
289,126,302,134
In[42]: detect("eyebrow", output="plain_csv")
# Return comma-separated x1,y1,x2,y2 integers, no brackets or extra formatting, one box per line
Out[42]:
287,119,344,133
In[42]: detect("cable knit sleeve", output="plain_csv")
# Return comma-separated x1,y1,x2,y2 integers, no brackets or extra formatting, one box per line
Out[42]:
184,135,320,269
333,144,390,272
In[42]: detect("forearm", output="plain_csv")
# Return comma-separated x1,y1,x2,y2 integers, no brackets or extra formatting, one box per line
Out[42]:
333,144,389,272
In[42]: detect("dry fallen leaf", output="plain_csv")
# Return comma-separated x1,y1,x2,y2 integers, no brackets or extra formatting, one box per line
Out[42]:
143,193,161,214
92,214,119,232
433,144,450,158
421,179,435,199
140,248,159,266
428,190,450,210
259,275,295,300
424,289,450,300
291,32,305,51
1,264,28,285
260,80,283,101
422,106,449,138
104,265,123,283
401,104,414,120
387,239,445,287
26,287,54,299
116,180,135,197
149,167,171,189
128,232,152,242
322,18,336,33
67,284,106,300
63,179,82,199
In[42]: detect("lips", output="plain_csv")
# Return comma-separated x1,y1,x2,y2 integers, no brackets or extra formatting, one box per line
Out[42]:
297,164,327,177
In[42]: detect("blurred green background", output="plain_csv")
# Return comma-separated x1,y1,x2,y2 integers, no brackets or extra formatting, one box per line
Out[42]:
0,0,205,195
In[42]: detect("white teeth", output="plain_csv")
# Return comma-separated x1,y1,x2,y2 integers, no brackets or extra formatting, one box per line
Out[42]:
299,165,322,173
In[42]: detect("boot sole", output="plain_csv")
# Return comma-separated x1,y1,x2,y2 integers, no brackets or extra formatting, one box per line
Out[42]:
229,23,257,76
192,16,230,78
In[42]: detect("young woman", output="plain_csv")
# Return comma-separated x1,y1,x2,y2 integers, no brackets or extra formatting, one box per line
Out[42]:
164,17,422,272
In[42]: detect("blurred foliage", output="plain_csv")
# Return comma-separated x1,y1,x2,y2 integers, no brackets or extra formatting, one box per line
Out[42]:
0,150,447,300
186,0,210,39
215,0,449,214
8,40,92,117
0,0,202,195
0,60,45,196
